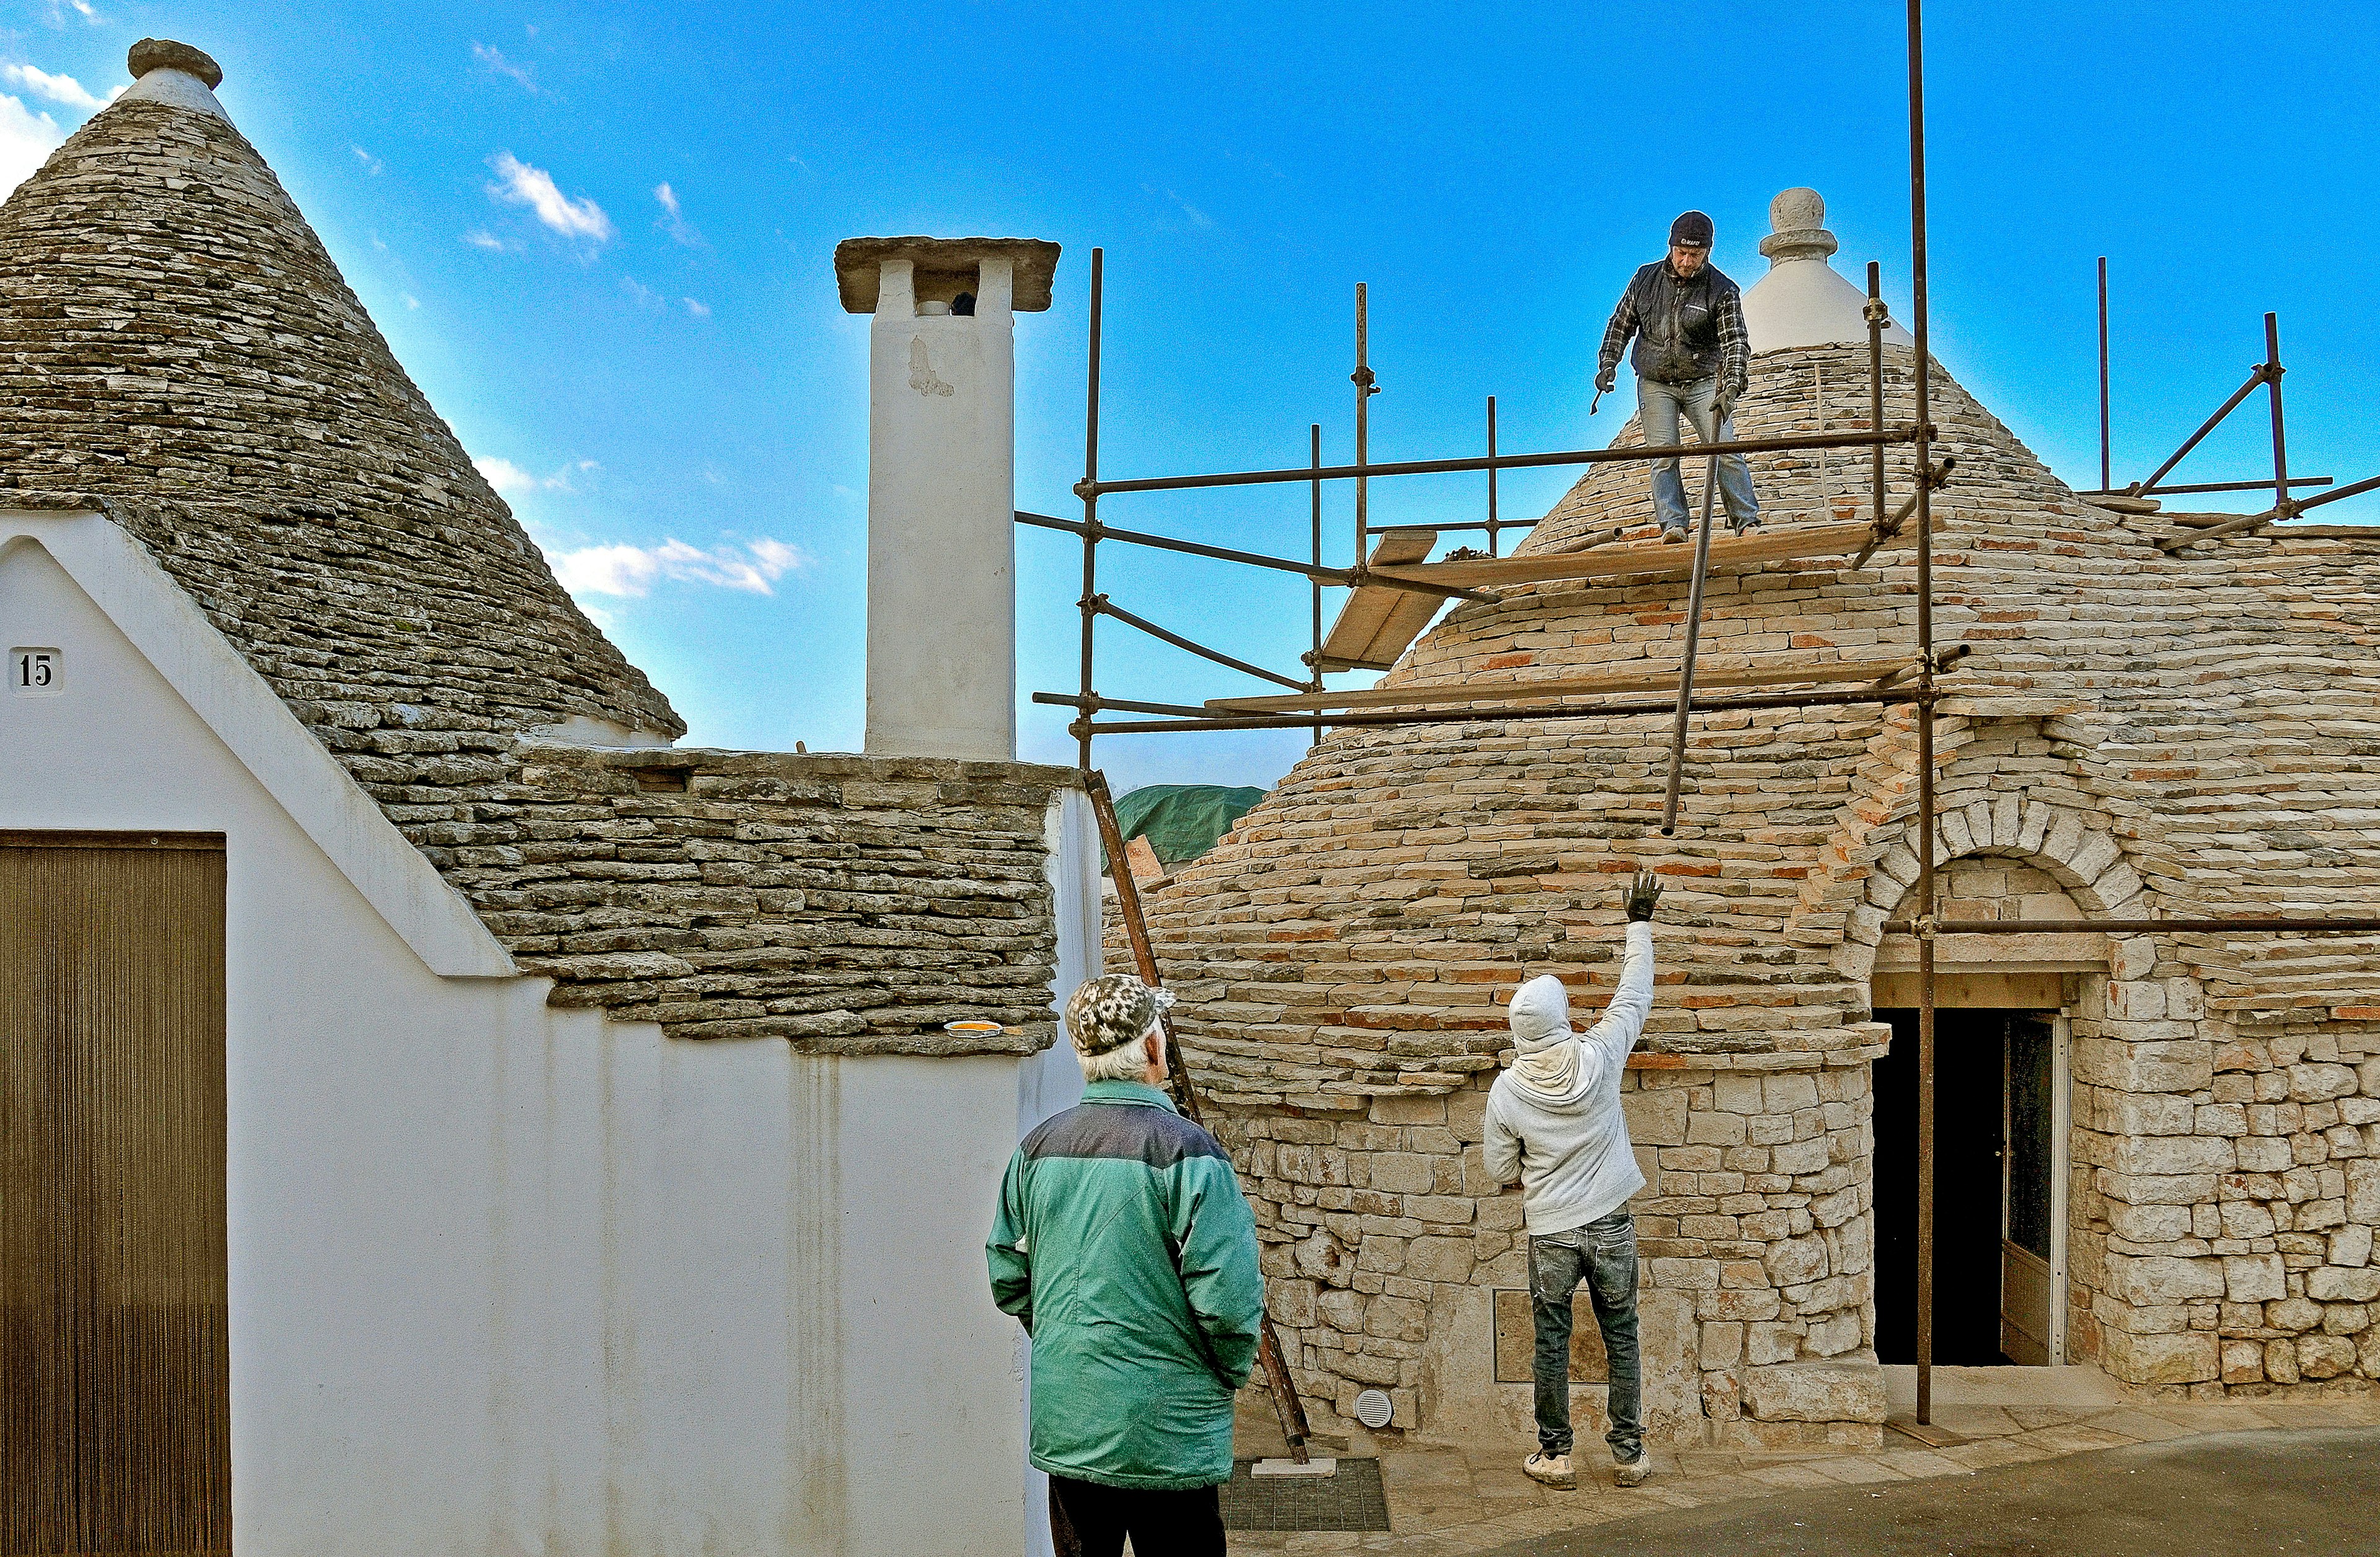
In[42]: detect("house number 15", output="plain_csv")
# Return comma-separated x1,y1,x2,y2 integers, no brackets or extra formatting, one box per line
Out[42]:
11,647,61,695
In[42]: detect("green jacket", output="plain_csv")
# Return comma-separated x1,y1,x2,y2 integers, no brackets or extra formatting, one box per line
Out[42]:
987,1080,1264,1489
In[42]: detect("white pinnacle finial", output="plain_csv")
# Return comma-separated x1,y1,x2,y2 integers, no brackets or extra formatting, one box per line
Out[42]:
1759,187,1838,266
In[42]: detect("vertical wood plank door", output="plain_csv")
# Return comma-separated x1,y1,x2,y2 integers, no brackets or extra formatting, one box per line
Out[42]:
1,832,229,1557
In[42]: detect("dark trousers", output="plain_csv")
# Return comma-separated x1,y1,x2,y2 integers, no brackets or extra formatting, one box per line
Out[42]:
1049,1475,1225,1557
1529,1210,1644,1461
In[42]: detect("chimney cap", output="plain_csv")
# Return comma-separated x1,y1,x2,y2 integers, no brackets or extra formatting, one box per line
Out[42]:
1758,187,1838,265
834,236,1060,314
128,38,222,90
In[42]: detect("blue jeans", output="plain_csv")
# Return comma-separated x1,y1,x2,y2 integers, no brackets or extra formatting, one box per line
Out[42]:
1639,374,1758,532
1530,1211,1642,1461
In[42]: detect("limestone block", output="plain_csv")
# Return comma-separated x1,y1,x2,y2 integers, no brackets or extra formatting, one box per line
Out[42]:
2221,1254,2287,1303
1764,1074,1821,1113
1747,1321,1803,1365
1700,1321,1745,1367
2266,1339,2301,1385
2363,1327,2380,1380
2097,1171,2218,1207
1366,1295,1429,1341
2219,1201,2276,1240
2106,981,2167,1021
2288,1063,2360,1104
2332,1225,2374,1269
1713,1074,1765,1114
2237,1137,2293,1173
2107,1255,2225,1305
1650,1258,1721,1291
1269,1279,1319,1327
2323,1305,2369,1336
2112,1136,2236,1176
2107,1093,2197,1136
1369,1153,1435,1194
1448,1090,1489,1143
2102,1329,2219,1385
1688,1111,1748,1147
1355,1235,1406,1274
1318,1289,1367,1333
1771,1137,1831,1176
1297,1230,1355,1287
2221,1339,2266,1385
1702,1368,1742,1421
2306,1266,2380,1303
1623,1088,1690,1147
2298,1333,2358,1380
2077,1039,2213,1095
1371,1096,1445,1126
1807,1312,1861,1356
1740,1359,1887,1423
2345,1162,2380,1223
1764,1235,1830,1287
2108,1202,2192,1243
2267,1296,2322,1333
1403,1235,1475,1285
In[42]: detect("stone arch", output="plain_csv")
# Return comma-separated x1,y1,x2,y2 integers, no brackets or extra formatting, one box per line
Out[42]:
1832,790,2149,987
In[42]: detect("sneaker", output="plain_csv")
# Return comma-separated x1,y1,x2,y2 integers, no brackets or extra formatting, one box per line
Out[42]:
1660,525,1688,544
1613,1450,1650,1488
1524,1450,1577,1489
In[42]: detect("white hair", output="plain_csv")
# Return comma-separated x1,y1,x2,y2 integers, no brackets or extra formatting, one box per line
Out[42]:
1077,1023,1162,1084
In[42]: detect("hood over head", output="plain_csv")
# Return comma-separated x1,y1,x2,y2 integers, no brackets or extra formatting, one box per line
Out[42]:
1508,974,1574,1054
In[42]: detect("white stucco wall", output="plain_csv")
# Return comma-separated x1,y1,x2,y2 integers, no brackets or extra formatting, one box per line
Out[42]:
0,520,1085,1556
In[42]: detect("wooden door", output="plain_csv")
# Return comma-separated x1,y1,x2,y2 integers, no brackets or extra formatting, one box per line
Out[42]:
1,832,229,1557
1999,1015,2056,1366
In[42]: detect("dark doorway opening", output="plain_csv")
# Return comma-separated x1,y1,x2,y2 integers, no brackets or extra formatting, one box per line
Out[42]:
1873,1007,2054,1367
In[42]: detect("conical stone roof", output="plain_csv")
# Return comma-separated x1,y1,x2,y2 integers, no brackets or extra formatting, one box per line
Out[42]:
1135,198,2380,1109
0,45,682,747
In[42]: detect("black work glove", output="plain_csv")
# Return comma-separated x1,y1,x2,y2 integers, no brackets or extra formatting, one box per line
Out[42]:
1623,869,1663,922
1595,366,1617,395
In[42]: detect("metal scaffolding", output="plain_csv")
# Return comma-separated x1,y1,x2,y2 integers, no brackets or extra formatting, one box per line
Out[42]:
1021,0,2380,1431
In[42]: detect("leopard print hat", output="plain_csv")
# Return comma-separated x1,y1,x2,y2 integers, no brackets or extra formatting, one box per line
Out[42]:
1064,973,1175,1057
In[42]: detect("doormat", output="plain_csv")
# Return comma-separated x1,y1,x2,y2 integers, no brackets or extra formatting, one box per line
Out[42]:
1220,1456,1389,1532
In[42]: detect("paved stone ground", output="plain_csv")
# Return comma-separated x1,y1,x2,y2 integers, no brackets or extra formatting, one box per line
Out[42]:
1225,1393,2380,1553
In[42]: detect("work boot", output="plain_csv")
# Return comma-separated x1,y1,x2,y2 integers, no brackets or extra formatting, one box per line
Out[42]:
1729,516,1762,536
1660,524,1688,544
1523,1450,1576,1489
1613,1449,1650,1487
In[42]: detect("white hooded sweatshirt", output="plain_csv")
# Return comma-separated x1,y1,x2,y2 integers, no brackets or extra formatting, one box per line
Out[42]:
1481,922,1656,1236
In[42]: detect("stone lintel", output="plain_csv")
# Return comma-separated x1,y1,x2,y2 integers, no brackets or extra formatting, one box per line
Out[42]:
834,236,1060,313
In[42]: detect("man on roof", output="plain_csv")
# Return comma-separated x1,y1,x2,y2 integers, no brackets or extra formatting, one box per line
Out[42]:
1595,211,1760,540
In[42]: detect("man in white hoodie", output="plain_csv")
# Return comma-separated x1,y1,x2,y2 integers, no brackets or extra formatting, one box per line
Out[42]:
1483,870,1662,1491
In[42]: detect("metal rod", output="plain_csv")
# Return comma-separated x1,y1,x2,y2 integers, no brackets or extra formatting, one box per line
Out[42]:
1311,423,1324,749
2079,477,2332,498
1080,769,1315,1462
1660,457,1722,835
1082,685,1924,736
2160,472,2380,549
1077,249,1104,771
1869,262,1888,531
1354,283,1373,567
1079,426,1919,498
2265,312,2290,516
1887,917,2380,935
1033,692,1220,719
1093,598,1308,691
2130,365,2267,497
1853,456,1956,570
2098,257,2110,495
1907,0,1937,1430
1487,395,1501,557
1019,512,1354,585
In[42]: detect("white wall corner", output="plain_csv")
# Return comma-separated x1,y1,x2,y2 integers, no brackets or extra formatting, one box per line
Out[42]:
0,513,516,978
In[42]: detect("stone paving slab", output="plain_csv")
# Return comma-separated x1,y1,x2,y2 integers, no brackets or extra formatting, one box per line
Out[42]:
1226,1394,2380,1554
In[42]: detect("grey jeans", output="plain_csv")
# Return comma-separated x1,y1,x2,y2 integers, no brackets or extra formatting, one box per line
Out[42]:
1529,1211,1642,1460
1638,374,1758,532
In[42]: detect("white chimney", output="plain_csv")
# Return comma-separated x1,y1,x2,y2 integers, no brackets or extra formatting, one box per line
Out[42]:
835,236,1060,761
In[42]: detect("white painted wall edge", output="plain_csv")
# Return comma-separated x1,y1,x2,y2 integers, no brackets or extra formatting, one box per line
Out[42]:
0,512,516,977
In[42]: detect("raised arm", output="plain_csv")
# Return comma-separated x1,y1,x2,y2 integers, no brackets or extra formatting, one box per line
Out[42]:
1582,871,1661,1075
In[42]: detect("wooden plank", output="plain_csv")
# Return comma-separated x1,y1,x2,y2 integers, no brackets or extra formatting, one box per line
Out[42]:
1373,520,1908,589
1207,655,1915,715
1317,529,1442,671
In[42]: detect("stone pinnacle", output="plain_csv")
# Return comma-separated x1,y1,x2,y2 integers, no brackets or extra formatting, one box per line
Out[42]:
128,38,222,90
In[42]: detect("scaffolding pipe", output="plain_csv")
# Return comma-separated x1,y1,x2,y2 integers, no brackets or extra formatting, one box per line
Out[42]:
1311,423,1324,748
1869,262,1889,531
1907,0,1939,1429
2265,312,2291,516
1091,597,1308,692
2099,257,2110,495
1660,458,1722,835
1077,248,1104,770
1077,426,1918,499
1015,511,1490,603
1487,395,1501,556
2130,363,2268,498
1354,284,1373,565
1890,917,2380,935
1073,684,1925,736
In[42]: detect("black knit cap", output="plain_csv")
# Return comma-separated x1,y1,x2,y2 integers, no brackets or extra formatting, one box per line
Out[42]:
1670,210,1714,249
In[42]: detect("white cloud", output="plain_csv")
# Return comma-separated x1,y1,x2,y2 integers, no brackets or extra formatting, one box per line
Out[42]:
352,144,383,175
547,537,809,598
485,151,614,244
653,181,702,246
1,63,118,112
0,94,63,201
472,43,537,94
402,293,420,310
683,297,710,319
620,276,663,311
475,455,599,495
39,0,104,24
462,229,510,251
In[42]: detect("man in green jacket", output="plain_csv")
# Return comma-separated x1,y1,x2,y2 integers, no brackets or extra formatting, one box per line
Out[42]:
989,973,1264,1557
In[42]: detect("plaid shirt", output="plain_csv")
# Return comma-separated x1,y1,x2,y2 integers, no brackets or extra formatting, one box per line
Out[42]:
1598,260,1748,399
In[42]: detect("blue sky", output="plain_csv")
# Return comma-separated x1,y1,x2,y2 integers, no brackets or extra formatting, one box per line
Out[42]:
3,1,2374,793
